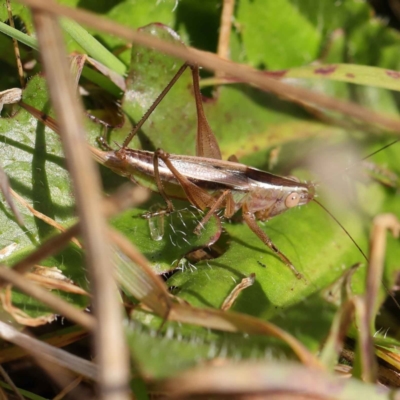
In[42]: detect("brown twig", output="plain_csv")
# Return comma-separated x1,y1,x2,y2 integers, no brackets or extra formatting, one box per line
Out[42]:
217,0,235,62
9,224,80,279
0,363,25,400
17,0,400,134
215,0,235,95
0,266,95,330
6,0,25,88
53,376,83,400
0,326,87,364
0,320,97,379
10,188,82,248
367,214,400,325
0,166,24,226
220,273,255,311
157,361,383,398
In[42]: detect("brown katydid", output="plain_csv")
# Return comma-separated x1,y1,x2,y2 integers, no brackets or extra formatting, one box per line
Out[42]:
20,62,397,283
99,62,316,280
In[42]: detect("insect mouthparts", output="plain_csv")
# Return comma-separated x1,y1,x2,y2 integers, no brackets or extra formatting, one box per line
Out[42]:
307,182,317,200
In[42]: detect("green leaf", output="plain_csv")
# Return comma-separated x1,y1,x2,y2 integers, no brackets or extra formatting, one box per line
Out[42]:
112,201,220,274
126,318,294,379
60,18,126,75
0,76,88,317
0,21,38,50
0,2,35,34
120,23,198,155
236,0,323,68
276,64,400,93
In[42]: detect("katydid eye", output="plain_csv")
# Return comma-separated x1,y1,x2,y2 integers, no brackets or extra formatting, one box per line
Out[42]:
285,192,300,208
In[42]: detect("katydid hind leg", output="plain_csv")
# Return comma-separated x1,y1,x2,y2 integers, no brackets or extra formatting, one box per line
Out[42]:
191,65,222,160
122,63,190,148
122,63,222,159
155,149,215,211
242,210,303,280
153,150,175,214
154,150,229,243
193,190,232,235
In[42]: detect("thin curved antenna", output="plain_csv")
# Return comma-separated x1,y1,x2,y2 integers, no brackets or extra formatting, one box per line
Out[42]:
360,139,399,161
315,139,399,185
313,198,368,262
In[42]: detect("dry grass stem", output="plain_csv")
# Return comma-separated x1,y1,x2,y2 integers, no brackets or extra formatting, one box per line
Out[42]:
17,0,400,134
53,376,83,400
0,284,56,326
158,361,384,398
7,224,80,280
217,0,235,61
32,358,93,400
0,266,94,330
0,363,25,400
10,188,82,248
26,268,89,295
367,214,400,324
109,227,172,315
0,320,97,379
220,273,255,311
0,165,24,226
3,185,147,284
215,0,235,85
31,7,129,399
0,326,87,364
167,302,323,369
6,0,24,88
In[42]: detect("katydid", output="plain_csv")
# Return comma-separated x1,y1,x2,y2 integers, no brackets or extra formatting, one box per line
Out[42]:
93,63,316,279
21,62,389,281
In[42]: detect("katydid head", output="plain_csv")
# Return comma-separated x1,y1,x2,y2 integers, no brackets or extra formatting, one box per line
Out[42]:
282,180,316,210
253,179,316,221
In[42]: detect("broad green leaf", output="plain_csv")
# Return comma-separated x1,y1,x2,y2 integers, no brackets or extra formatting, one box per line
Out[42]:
60,18,126,75
236,0,324,68
234,0,384,69
0,77,87,317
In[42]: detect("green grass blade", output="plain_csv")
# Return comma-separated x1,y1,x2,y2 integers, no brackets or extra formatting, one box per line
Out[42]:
0,21,38,50
60,18,126,76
